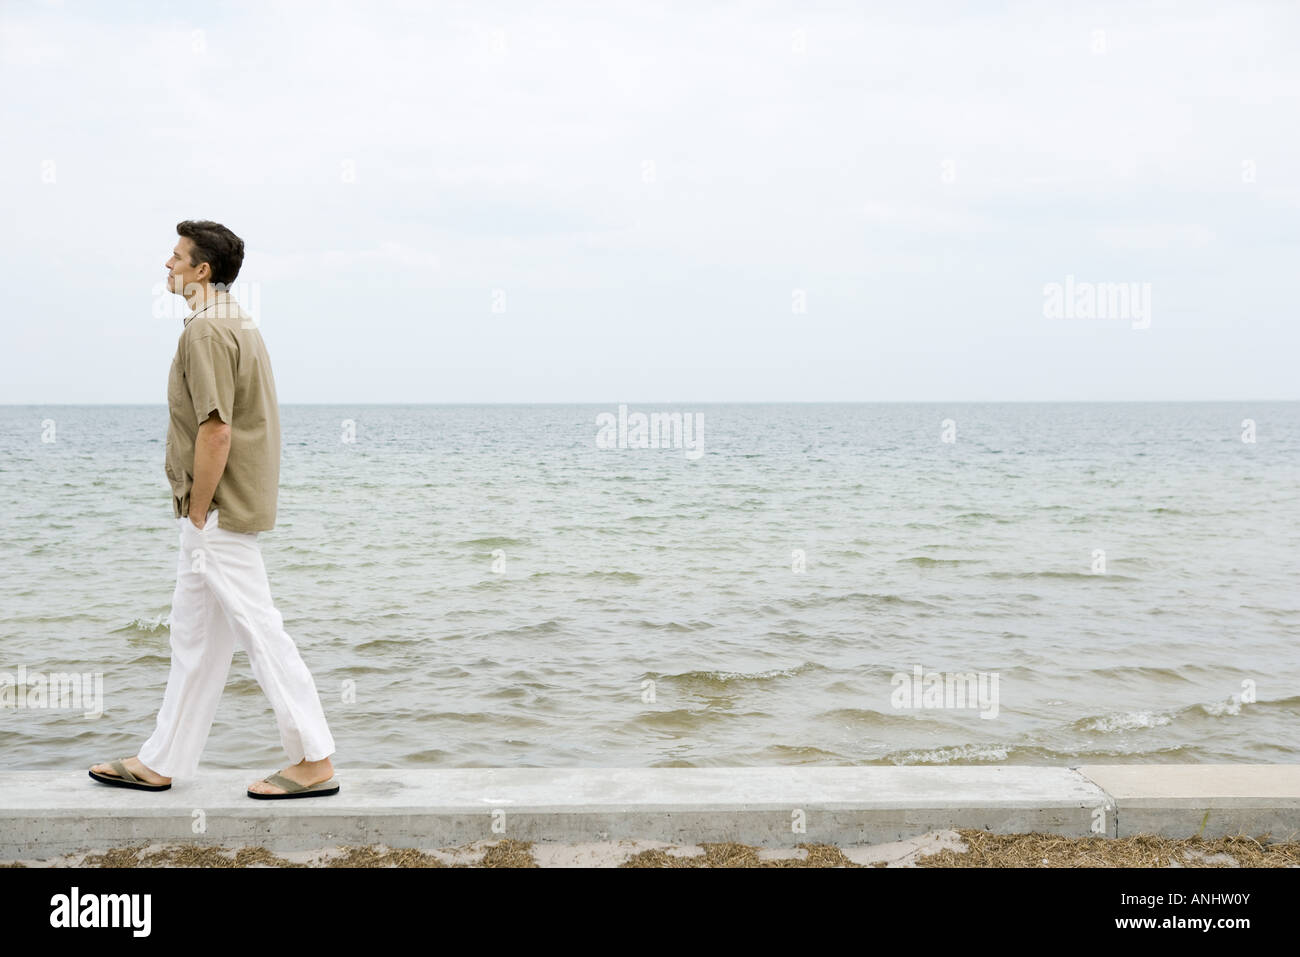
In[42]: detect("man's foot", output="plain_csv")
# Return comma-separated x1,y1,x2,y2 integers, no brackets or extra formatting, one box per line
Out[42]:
247,756,335,795
89,755,171,786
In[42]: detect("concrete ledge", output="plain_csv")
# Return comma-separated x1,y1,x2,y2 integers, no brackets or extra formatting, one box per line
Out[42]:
1077,765,1300,841
1,766,1111,858
5,766,1297,860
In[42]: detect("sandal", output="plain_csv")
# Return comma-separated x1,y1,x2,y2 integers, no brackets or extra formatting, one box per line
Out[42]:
247,771,340,800
88,757,172,791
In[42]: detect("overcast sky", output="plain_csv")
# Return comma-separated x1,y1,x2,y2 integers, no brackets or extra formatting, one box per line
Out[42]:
2,0,1297,402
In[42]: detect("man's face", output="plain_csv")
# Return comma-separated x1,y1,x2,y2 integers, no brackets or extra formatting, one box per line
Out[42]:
165,236,208,296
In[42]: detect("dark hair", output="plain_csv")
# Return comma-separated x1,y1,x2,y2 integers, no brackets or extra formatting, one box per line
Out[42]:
176,220,245,286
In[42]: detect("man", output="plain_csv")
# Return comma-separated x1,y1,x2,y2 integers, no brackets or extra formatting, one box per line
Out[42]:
89,220,338,799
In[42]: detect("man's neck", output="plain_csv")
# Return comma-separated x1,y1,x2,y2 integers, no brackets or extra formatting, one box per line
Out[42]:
185,284,224,315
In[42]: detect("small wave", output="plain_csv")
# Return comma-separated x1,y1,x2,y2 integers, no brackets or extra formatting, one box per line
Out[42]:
785,592,937,610
458,536,529,548
634,708,712,729
125,653,171,666
985,571,1138,582
404,748,454,763
818,707,926,729
760,744,847,761
897,556,975,567
528,569,644,588
355,637,412,652
1224,693,1300,712
954,512,1015,524
491,619,565,638
331,664,394,675
1194,689,1300,717
1199,697,1245,717
226,676,262,695
406,709,548,727
582,570,643,583
114,615,169,635
1075,693,1300,732
888,743,1009,765
1083,665,1198,683
660,662,820,684
629,619,715,633
1076,710,1173,733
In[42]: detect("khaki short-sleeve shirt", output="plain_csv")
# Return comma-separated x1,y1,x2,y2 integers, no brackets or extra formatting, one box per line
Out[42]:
164,290,281,533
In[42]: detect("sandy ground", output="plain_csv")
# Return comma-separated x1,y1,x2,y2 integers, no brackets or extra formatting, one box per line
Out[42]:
4,831,1299,867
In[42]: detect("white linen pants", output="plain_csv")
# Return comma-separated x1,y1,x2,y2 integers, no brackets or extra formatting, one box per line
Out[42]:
138,508,336,779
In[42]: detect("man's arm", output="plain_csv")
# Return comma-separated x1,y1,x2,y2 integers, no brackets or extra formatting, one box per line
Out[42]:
189,411,231,526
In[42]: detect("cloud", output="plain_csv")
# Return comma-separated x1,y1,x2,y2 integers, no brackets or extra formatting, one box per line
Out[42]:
1094,223,1217,250
861,200,998,236
253,242,441,280
1,0,1298,400
0,20,64,65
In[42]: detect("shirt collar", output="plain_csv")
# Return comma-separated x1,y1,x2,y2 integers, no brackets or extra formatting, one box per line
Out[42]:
183,289,233,328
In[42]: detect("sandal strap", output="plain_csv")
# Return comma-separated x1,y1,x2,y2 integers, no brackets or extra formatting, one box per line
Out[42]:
264,772,306,793
110,758,138,783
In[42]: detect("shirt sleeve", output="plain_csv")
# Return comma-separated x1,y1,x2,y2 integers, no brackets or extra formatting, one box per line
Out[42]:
183,332,236,426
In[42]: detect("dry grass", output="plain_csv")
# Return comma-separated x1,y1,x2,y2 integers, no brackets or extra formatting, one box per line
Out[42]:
620,843,858,868
7,832,1299,868
79,845,308,868
917,831,1300,868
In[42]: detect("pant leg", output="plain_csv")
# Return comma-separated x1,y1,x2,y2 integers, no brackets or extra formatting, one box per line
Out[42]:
199,511,336,765
138,514,238,779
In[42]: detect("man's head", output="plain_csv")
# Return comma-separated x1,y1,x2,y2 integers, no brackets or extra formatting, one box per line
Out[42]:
166,220,244,299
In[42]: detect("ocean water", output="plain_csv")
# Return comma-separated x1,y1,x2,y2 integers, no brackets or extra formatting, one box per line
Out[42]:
1,402,1297,771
